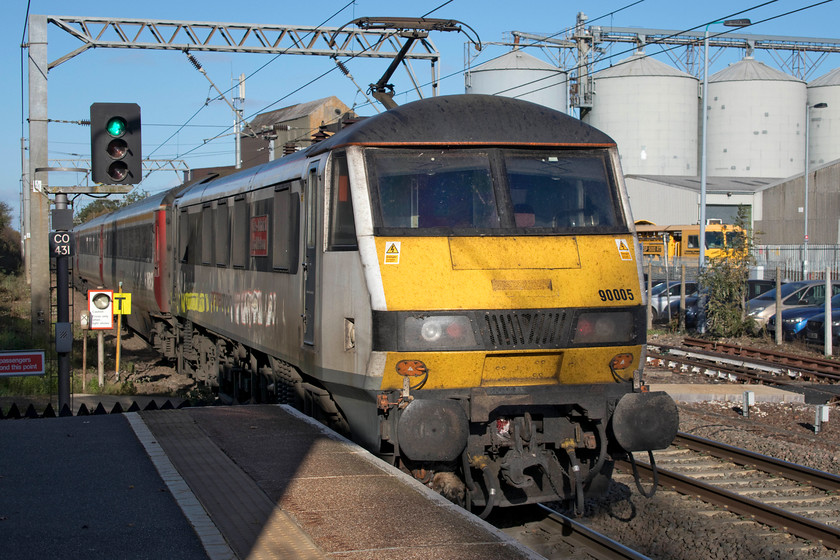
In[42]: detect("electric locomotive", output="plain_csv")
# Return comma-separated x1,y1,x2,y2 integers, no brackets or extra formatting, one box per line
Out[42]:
74,94,678,515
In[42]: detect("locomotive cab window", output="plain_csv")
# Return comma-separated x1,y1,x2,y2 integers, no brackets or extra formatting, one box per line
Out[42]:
327,152,357,250
504,151,621,230
367,148,623,235
370,150,499,231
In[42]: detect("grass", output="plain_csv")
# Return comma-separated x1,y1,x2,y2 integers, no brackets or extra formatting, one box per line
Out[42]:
0,271,139,402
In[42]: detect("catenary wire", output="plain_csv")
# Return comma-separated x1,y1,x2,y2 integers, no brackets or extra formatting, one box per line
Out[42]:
145,1,357,161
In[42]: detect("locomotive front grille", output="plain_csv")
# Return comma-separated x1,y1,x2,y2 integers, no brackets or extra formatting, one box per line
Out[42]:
482,311,567,349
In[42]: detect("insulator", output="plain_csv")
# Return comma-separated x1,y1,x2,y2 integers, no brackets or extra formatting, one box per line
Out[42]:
185,52,203,71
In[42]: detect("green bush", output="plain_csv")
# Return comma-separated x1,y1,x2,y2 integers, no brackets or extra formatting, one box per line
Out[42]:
699,206,757,337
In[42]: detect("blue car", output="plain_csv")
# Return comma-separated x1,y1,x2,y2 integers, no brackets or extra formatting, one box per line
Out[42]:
803,307,840,350
766,293,840,341
666,280,778,332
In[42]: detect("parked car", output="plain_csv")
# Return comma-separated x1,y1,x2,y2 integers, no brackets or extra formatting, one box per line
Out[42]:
746,279,778,301
766,293,840,341
803,308,840,349
747,280,840,328
647,281,699,323
666,280,777,331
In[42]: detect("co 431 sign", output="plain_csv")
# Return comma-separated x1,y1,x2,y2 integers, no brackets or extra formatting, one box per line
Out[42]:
49,231,75,257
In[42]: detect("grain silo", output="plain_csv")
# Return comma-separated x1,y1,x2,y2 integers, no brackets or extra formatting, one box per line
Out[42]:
464,50,568,113
706,57,807,178
807,66,840,166
584,53,698,176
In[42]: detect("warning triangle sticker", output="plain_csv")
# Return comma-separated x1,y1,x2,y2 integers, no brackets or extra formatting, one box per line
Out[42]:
386,243,400,254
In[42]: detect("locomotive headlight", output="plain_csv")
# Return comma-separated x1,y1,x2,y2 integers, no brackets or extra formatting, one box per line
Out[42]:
404,315,478,350
572,311,635,345
420,321,443,342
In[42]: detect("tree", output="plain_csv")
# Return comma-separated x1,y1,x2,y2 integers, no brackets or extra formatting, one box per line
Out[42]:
0,201,22,274
698,205,756,337
74,189,150,225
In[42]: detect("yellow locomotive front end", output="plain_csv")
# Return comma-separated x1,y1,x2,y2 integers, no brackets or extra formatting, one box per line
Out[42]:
344,118,678,514
374,234,643,391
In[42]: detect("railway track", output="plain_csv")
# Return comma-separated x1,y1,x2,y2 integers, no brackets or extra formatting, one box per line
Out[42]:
499,505,652,559
646,339,840,403
617,432,840,552
681,336,840,380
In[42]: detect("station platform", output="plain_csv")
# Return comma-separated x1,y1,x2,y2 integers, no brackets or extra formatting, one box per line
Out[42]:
648,383,805,404
0,404,540,560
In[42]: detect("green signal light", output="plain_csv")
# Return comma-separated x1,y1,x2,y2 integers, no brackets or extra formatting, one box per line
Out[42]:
106,116,127,137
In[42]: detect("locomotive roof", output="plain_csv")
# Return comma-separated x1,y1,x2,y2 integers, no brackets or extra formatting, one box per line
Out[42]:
309,94,616,153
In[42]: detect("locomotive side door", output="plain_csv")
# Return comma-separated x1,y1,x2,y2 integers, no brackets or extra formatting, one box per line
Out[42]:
302,165,319,346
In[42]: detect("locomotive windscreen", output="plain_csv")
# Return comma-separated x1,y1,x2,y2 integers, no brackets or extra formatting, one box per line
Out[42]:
368,148,623,234
373,150,500,229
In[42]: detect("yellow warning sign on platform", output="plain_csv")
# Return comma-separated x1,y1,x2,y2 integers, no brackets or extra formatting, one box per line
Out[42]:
384,241,401,265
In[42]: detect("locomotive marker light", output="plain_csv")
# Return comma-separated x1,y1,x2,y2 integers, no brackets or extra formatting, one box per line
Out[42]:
88,289,114,330
90,102,142,185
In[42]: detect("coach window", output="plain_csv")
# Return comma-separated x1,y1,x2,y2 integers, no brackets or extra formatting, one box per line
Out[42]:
232,197,248,269
214,201,229,267
327,152,357,250
178,209,189,262
188,211,201,265
273,183,300,272
201,205,213,265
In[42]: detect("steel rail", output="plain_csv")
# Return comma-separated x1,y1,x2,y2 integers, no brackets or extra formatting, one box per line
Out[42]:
674,433,840,493
617,456,840,550
646,347,840,403
537,505,652,560
647,347,804,386
649,343,840,384
682,336,840,377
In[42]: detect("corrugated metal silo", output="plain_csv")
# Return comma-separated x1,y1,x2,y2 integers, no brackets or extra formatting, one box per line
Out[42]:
706,57,807,178
464,50,568,113
584,53,698,176
807,67,840,166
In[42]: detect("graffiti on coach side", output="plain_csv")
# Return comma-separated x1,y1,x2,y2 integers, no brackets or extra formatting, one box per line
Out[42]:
180,290,277,328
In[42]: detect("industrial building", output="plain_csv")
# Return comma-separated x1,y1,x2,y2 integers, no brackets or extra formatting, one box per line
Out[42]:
240,96,355,167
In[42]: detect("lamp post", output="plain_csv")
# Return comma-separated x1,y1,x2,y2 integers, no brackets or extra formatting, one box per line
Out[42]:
803,101,828,279
699,18,751,269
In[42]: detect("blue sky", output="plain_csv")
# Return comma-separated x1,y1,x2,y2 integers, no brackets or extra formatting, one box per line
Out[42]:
4,0,838,226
